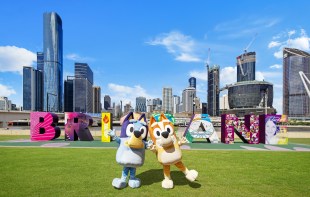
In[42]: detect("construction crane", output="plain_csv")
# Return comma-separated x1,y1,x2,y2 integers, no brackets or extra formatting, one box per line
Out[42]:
237,33,257,77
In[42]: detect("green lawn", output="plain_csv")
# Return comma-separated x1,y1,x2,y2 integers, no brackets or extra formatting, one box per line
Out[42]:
289,138,310,145
0,147,309,197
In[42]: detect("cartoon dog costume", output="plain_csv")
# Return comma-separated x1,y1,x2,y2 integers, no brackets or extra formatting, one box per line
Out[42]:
149,113,198,189
108,112,148,189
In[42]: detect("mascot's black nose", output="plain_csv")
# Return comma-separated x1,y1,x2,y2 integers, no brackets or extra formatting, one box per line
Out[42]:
134,130,142,138
161,131,169,138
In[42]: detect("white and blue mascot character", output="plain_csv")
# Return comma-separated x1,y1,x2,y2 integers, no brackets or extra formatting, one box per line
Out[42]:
108,112,148,189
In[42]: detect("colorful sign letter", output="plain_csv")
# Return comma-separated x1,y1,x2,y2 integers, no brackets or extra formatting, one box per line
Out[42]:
65,112,94,141
183,114,219,143
30,112,61,141
259,115,288,144
101,112,112,142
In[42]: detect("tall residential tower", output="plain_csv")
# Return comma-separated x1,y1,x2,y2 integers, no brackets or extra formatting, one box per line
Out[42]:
43,12,63,112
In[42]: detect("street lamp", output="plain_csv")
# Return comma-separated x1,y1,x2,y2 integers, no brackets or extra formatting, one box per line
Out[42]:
47,92,57,112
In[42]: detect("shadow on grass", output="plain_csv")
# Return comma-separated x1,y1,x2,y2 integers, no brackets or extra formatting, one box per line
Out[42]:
137,169,201,188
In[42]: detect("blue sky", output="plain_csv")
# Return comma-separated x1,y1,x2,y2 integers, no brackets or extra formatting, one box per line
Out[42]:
1,0,310,114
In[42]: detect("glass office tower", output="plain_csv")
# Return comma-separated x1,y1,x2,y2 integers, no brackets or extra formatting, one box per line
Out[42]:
43,12,63,112
207,65,220,116
283,48,310,119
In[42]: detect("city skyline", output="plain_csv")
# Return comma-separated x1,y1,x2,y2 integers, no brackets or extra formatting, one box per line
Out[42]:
1,1,310,114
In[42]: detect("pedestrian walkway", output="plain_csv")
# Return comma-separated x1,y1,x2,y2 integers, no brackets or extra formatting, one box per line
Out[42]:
1,139,309,151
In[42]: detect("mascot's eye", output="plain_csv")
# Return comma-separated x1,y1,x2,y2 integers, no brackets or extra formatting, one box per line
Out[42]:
165,125,174,135
153,128,162,139
126,124,134,137
140,126,147,139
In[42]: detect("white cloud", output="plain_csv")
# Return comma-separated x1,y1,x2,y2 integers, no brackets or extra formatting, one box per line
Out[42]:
189,70,208,81
0,46,36,75
107,83,156,107
274,50,283,59
215,17,279,39
268,41,281,48
176,53,201,62
65,53,94,62
270,29,310,59
288,30,296,37
146,31,202,62
256,71,265,81
0,84,16,97
220,66,236,86
256,71,282,80
270,64,282,69
273,97,282,114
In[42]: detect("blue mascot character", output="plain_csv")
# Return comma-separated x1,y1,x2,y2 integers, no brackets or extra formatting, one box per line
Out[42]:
108,112,148,189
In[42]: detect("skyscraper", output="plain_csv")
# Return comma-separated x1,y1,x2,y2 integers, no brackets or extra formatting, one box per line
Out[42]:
162,87,173,113
73,63,93,113
37,52,44,71
283,48,310,118
104,95,111,110
43,12,63,112
173,95,180,114
182,87,196,113
23,66,36,111
64,76,74,112
207,65,220,116
135,97,146,112
189,77,196,89
236,52,256,82
93,86,101,113
36,52,44,111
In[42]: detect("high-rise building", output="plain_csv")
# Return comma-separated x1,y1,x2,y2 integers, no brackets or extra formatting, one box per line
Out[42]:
23,66,36,111
173,95,180,114
207,65,220,116
189,77,197,89
135,97,146,112
201,102,207,114
124,103,132,114
104,95,111,110
283,48,310,118
23,66,43,111
0,97,11,110
220,94,230,110
73,63,93,113
93,86,101,113
36,53,44,111
236,52,256,82
37,52,44,71
43,12,63,112
74,62,93,84
64,76,74,112
182,87,196,113
162,87,173,113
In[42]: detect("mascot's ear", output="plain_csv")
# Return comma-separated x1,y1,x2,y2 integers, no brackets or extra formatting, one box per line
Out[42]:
150,116,156,126
160,113,168,121
124,112,134,122
138,113,147,123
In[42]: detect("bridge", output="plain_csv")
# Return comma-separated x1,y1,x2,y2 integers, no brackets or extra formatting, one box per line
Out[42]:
0,111,101,128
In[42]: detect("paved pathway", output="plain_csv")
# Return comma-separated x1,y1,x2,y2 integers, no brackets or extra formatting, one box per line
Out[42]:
0,139,309,151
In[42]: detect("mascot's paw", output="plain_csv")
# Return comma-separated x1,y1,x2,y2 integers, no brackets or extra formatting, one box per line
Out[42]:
112,178,127,189
128,178,141,188
162,179,174,189
185,170,198,182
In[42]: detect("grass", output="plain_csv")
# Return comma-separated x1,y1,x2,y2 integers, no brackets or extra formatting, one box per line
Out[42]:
289,138,310,145
0,147,309,197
